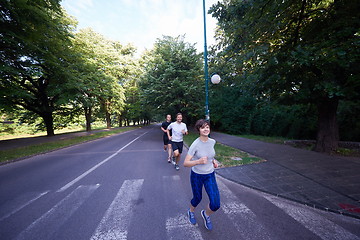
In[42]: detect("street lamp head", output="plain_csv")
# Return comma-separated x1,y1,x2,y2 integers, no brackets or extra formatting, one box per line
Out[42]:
211,74,221,84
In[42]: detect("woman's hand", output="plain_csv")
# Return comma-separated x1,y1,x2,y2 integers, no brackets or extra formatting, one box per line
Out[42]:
213,159,219,168
198,156,208,165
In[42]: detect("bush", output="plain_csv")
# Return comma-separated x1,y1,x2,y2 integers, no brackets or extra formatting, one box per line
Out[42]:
338,100,360,141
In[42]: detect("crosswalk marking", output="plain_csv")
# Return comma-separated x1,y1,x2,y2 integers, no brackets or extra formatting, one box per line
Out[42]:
15,184,99,240
166,214,204,240
0,191,49,222
1,176,358,240
90,179,144,240
217,178,273,240
264,195,360,240
163,175,204,240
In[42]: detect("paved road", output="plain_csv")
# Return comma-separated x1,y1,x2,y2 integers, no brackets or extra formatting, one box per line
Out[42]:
0,125,359,239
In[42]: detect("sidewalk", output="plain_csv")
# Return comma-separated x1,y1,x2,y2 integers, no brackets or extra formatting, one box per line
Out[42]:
211,132,360,219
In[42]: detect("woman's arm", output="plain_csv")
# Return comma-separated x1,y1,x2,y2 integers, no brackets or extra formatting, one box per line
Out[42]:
183,154,208,167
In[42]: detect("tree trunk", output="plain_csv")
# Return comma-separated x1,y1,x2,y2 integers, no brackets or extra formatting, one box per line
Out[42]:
101,100,112,129
42,112,55,137
106,111,111,129
314,98,339,153
84,107,92,132
118,114,123,127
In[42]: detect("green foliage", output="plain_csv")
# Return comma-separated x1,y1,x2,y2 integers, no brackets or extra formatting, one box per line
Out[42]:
123,81,143,124
71,28,137,128
0,1,142,134
139,36,204,124
0,0,78,135
209,82,318,139
209,0,360,148
251,103,317,139
210,85,256,134
210,0,360,101
337,100,360,141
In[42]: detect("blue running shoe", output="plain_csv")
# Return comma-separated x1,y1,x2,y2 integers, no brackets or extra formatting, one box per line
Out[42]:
175,164,180,171
201,210,213,230
187,209,196,225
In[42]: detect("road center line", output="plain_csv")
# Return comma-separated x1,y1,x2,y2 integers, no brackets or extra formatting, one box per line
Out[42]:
57,131,148,193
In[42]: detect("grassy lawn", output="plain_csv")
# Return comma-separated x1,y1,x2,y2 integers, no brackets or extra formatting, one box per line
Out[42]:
237,134,360,157
236,134,290,144
0,122,109,140
183,132,265,168
0,127,138,163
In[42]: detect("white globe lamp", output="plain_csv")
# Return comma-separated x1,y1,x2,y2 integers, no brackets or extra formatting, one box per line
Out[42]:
211,74,221,84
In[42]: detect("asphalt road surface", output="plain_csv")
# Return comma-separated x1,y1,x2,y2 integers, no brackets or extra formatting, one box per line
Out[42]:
0,125,359,240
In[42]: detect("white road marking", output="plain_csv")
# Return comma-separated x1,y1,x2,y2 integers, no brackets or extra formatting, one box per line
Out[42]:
171,175,180,181
57,131,148,192
163,175,204,240
16,184,99,240
0,191,49,221
166,214,204,240
90,179,144,240
217,178,273,240
264,195,360,240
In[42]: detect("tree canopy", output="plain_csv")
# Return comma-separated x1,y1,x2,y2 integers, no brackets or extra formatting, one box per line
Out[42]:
0,0,77,136
71,28,138,130
1,1,141,134
1,0,359,153
209,0,360,152
139,35,204,124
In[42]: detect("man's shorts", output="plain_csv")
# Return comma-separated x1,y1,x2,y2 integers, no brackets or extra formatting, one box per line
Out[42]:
171,141,184,154
163,135,170,145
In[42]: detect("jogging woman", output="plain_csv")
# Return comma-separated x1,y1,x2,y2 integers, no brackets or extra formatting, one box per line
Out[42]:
183,119,220,230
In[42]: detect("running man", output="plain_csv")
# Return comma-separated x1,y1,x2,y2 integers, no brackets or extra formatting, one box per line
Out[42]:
161,114,173,163
167,113,188,171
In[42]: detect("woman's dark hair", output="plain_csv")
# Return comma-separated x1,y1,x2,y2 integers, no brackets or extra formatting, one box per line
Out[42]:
195,119,210,132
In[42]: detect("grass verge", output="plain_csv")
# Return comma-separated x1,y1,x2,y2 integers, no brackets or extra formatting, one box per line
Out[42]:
238,134,360,157
0,127,138,164
183,132,265,168
237,134,290,144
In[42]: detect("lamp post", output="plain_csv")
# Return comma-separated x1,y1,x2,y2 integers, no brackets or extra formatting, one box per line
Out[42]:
202,0,220,121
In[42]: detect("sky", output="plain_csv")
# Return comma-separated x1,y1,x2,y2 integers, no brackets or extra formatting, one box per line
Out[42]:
61,0,220,55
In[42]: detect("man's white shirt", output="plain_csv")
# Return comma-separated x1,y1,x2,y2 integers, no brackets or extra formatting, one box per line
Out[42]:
167,122,188,142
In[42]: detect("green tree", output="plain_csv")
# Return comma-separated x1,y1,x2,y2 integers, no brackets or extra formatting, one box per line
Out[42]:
139,35,204,124
210,0,360,152
122,80,141,125
0,0,77,136
71,28,137,129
